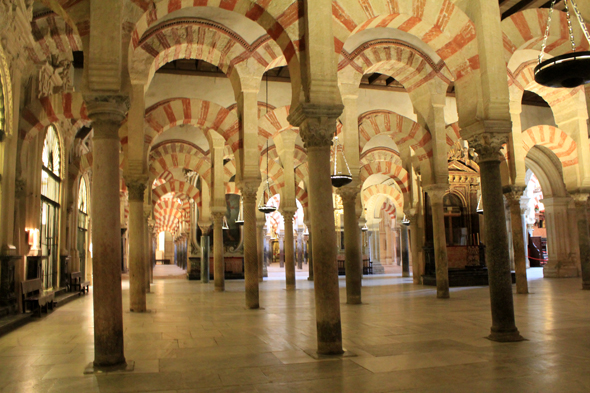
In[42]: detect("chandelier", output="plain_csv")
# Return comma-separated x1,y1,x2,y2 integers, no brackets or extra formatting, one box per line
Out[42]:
331,136,353,188
534,0,590,88
235,197,244,225
258,140,277,214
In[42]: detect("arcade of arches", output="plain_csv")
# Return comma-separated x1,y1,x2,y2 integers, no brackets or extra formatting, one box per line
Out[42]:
0,0,590,391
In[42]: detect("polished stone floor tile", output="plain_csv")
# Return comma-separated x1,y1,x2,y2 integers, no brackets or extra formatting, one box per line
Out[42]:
1,266,589,392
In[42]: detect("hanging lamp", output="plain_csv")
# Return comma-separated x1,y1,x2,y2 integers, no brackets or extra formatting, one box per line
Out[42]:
476,196,484,215
402,214,410,226
534,0,590,88
222,216,229,230
235,197,244,225
258,72,278,214
331,136,353,188
361,223,369,232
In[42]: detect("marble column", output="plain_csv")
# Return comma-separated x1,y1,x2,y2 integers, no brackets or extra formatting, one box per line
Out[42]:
542,197,578,277
504,187,528,294
401,223,410,278
289,107,343,355
572,194,590,289
212,212,225,292
264,231,270,278
201,230,210,283
470,134,523,342
307,230,314,281
242,185,259,309
297,229,304,270
425,185,450,299
126,179,147,312
143,212,151,294
409,213,421,284
86,96,127,367
341,188,362,304
257,218,265,282
278,231,285,267
282,210,296,290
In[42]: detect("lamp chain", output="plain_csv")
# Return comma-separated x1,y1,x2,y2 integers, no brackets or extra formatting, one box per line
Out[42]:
570,0,590,45
539,0,557,64
564,0,576,52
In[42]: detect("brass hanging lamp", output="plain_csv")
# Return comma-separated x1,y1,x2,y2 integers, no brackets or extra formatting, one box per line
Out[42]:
235,197,244,225
222,215,229,230
476,195,484,215
402,214,410,226
331,135,353,188
534,0,590,88
258,72,277,214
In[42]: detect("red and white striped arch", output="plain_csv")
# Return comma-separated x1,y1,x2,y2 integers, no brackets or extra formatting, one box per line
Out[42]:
332,0,479,80
382,200,397,220
360,161,409,195
149,142,212,184
360,147,402,166
20,92,90,142
152,170,175,189
27,14,83,64
358,110,432,161
338,40,453,92
142,98,239,151
445,122,461,147
502,9,590,65
362,184,403,219
130,1,302,68
152,179,202,207
522,125,578,168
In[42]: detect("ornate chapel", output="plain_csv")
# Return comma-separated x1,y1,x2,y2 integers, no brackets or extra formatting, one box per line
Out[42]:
0,0,589,391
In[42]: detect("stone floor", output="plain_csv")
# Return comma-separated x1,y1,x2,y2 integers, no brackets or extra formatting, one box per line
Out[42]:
1,266,589,392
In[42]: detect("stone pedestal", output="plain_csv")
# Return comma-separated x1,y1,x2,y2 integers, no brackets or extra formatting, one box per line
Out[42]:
425,185,450,299
573,194,590,289
242,185,259,309
341,188,362,304
86,96,128,367
127,179,147,312
470,134,523,342
504,187,528,294
212,212,225,292
283,210,296,290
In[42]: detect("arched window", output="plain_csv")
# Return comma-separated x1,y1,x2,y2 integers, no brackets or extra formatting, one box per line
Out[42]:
40,125,61,289
77,176,89,279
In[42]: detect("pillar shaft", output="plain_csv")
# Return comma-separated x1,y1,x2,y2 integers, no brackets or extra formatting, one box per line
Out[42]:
307,231,314,281
307,144,342,354
471,134,523,342
409,215,421,284
212,213,224,292
283,210,296,290
242,186,259,308
257,222,264,282
127,180,147,312
86,97,127,367
427,187,450,298
401,224,410,278
201,233,210,283
341,189,361,304
504,187,528,294
573,194,590,289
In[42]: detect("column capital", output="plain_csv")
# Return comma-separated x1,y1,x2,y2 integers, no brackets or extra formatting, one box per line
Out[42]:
85,94,129,124
281,209,296,221
124,175,149,202
338,186,360,203
467,133,507,163
238,180,260,202
503,185,526,207
212,212,225,223
287,103,343,149
571,193,589,207
424,184,448,204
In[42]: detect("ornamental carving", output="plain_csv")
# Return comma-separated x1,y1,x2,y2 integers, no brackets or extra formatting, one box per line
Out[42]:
468,133,507,163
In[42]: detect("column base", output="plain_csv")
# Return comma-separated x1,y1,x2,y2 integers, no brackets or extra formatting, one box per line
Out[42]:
214,287,224,292
402,272,410,278
371,261,385,274
84,360,134,374
582,283,590,290
286,284,296,290
543,264,579,278
487,329,525,343
346,297,361,305
307,276,314,281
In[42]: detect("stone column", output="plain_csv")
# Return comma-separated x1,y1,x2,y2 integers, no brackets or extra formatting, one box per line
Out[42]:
470,134,523,342
201,229,210,283
519,197,530,268
278,231,285,268
241,184,260,309
288,107,343,355
307,229,314,281
409,212,421,284
401,223,410,278
126,178,147,312
86,96,127,367
504,186,528,294
572,194,590,289
341,188,362,304
297,229,304,270
212,212,225,292
425,185,450,298
264,231,270,277
257,218,265,282
282,210,296,290
542,197,578,277
143,210,151,293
